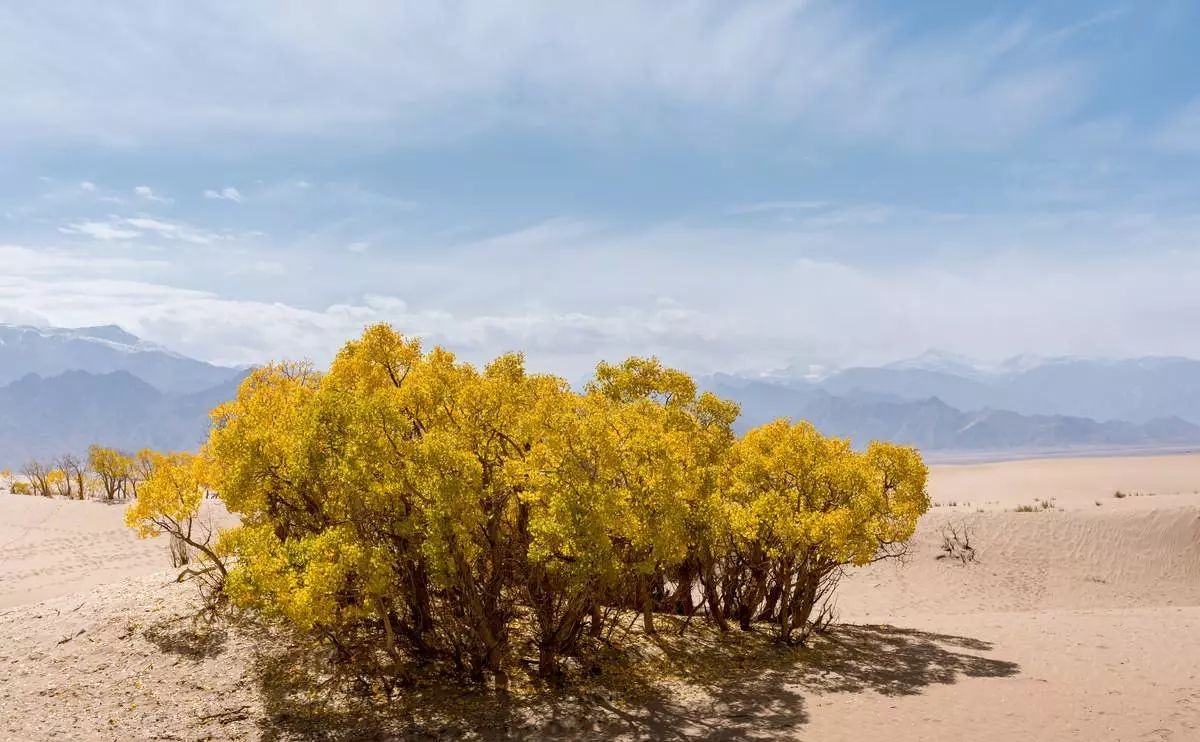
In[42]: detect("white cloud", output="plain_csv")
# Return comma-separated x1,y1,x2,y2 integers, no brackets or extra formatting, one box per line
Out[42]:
79,181,96,192
124,217,220,245
8,205,1200,376
59,220,141,241
203,186,243,202
0,244,168,275
133,185,172,203
58,216,225,245
0,2,1091,150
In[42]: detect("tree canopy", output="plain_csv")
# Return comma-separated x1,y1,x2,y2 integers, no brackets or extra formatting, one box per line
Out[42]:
126,323,929,687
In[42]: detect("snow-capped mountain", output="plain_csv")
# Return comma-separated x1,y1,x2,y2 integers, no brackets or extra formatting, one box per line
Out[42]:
0,323,242,395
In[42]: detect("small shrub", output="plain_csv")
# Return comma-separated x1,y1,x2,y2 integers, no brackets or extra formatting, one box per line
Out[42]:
1113,490,1128,499
10,481,31,496
937,523,976,565
125,452,227,615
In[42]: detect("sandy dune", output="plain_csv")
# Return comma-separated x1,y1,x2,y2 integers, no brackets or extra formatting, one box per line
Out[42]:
0,495,169,609
2,454,1199,740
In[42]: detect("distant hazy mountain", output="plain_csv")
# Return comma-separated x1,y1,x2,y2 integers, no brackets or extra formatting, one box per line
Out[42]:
0,370,248,467
785,352,1200,426
0,323,242,395
703,377,1200,455
0,323,247,466
995,357,1200,424
5,324,1200,463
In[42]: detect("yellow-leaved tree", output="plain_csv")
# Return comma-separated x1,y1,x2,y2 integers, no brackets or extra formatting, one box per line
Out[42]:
124,323,929,688
89,445,133,501
721,420,929,642
125,450,227,594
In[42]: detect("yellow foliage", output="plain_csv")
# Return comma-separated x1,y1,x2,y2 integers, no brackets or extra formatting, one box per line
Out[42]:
89,445,133,500
726,420,928,566
124,451,206,538
124,323,930,682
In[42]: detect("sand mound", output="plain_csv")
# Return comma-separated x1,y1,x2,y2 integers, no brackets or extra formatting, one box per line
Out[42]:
0,495,169,609
2,454,1200,740
843,506,1200,617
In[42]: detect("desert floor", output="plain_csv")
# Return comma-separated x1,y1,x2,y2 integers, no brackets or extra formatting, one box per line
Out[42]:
2,453,1199,741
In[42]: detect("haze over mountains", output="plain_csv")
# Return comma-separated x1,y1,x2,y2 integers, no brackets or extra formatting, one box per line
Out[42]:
2,323,1200,466
704,350,1200,459
0,324,246,466
0,325,239,395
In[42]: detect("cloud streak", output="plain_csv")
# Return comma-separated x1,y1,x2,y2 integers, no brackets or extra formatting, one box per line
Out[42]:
58,216,226,245
6,204,1200,376
203,187,244,202
0,2,1092,150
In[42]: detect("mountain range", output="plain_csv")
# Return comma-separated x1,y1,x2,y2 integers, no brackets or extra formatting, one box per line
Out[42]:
703,350,1200,459
0,324,246,467
2,323,1199,466
0,324,238,395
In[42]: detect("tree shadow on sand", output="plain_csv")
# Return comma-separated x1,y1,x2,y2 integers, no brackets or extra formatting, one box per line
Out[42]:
799,624,1017,696
142,616,229,660
248,621,1019,741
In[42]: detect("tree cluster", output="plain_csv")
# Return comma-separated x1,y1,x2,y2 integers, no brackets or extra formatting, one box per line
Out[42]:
126,324,929,688
13,446,153,500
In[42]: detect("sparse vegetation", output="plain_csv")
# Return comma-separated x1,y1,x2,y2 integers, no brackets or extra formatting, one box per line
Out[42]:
1014,498,1055,513
937,522,977,565
8,447,147,501
1113,489,1156,499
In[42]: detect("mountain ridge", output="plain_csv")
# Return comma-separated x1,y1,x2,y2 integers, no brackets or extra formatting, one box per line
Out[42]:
4,327,1200,465
702,377,1200,455
0,368,248,467
0,322,243,395
744,349,1200,426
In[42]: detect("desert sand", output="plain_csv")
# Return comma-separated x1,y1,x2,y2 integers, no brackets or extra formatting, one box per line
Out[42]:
2,453,1199,741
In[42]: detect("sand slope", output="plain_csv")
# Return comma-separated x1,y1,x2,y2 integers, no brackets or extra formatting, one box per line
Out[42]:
1,454,1199,740
0,495,169,609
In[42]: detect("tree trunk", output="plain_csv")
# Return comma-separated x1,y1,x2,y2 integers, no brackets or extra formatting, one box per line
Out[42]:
589,603,603,638
641,575,656,634
538,644,557,680
701,568,728,632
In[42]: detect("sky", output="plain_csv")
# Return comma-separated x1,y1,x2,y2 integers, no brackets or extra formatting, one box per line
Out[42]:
2,1,1200,378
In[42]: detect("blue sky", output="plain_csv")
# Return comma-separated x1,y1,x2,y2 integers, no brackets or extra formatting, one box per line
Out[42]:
2,1,1199,376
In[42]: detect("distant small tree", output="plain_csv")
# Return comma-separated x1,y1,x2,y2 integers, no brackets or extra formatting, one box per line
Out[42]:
126,449,156,499
56,454,87,499
48,468,70,498
89,445,133,501
21,460,52,497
